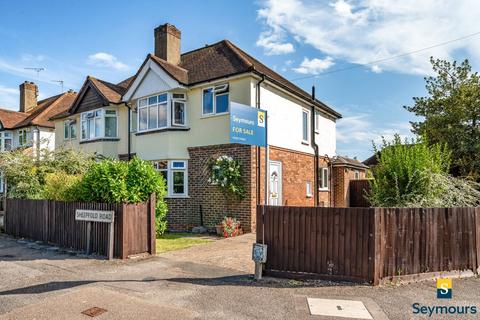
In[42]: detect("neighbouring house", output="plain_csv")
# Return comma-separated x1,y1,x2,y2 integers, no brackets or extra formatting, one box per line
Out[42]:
0,81,77,193
331,156,369,207
53,23,367,232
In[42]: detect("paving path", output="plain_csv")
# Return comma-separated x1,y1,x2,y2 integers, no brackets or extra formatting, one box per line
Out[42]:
1,234,480,319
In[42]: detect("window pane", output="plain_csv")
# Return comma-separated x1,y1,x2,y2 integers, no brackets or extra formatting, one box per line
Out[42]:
158,93,168,103
95,109,103,117
323,169,328,188
174,101,185,125
172,161,185,168
172,171,185,194
88,119,95,139
139,99,147,108
216,94,229,113
160,170,168,185
94,118,102,137
4,139,11,151
70,124,77,139
302,112,308,141
148,105,158,129
203,88,213,114
172,93,185,99
81,121,87,139
148,96,158,105
64,122,69,139
105,116,117,137
139,108,148,131
158,103,167,127
130,110,138,132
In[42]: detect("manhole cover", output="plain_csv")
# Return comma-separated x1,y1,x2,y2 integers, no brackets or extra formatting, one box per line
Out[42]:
307,298,373,319
81,307,107,318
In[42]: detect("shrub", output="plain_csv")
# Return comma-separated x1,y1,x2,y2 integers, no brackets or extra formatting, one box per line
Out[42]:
221,216,241,238
77,156,168,235
43,171,83,201
209,155,246,200
368,134,480,207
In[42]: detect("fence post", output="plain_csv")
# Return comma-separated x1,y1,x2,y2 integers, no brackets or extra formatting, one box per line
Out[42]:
256,205,263,243
148,193,156,255
371,208,382,285
120,204,128,259
475,207,480,274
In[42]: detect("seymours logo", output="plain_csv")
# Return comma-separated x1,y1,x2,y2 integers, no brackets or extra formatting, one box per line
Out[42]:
437,278,452,299
412,278,478,317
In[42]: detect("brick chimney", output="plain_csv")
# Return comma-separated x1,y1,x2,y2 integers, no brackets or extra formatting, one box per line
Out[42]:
19,81,38,113
154,23,181,65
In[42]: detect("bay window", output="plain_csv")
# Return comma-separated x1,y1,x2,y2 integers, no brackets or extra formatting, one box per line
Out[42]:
64,120,77,140
0,132,12,151
137,92,186,132
202,84,229,115
80,108,118,141
153,160,188,197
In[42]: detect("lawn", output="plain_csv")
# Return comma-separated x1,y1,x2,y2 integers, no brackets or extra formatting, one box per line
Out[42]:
156,233,213,254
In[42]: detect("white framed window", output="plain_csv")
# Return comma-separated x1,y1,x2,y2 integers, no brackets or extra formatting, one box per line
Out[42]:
302,109,310,143
80,108,117,141
319,167,329,190
202,84,229,116
64,119,77,140
354,170,360,180
0,172,3,193
130,109,138,132
172,93,186,126
137,92,187,132
306,181,312,198
314,109,320,133
0,131,12,152
18,129,30,146
153,160,188,197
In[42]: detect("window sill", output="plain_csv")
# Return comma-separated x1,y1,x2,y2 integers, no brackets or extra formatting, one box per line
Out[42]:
319,188,329,192
80,138,119,144
301,141,310,146
135,127,190,136
165,195,190,199
306,194,313,198
201,112,229,119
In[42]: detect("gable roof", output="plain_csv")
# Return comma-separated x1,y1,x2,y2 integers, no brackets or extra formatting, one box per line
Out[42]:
126,40,341,118
0,91,77,129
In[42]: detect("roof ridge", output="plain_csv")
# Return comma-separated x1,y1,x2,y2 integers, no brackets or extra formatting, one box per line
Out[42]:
150,54,189,72
180,40,227,57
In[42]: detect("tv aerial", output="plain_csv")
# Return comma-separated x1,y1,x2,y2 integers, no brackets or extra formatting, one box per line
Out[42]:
51,80,64,93
24,67,46,78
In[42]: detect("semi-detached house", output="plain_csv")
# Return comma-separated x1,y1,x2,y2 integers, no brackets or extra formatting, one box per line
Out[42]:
53,23,367,232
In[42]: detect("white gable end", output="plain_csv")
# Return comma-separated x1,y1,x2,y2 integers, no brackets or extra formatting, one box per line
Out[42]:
123,59,184,101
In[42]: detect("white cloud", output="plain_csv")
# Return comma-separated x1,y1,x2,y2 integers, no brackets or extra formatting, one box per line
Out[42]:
293,57,335,74
257,0,480,75
370,65,382,73
336,114,412,147
0,85,19,109
256,27,295,55
87,52,129,71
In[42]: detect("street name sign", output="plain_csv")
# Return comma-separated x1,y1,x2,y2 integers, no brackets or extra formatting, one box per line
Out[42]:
75,210,114,223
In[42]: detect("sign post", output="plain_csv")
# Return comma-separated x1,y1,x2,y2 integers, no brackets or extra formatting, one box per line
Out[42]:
75,209,115,260
229,102,268,280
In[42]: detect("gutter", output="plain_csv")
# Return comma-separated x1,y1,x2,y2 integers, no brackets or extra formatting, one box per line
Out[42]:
255,73,265,205
310,86,320,206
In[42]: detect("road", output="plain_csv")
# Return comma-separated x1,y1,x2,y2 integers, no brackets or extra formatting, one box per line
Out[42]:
0,234,479,319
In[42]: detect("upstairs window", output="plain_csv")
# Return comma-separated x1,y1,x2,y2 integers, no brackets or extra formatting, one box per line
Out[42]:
64,120,77,140
319,167,329,190
0,131,12,151
202,84,229,115
80,108,118,141
302,109,310,143
172,93,186,126
138,93,187,132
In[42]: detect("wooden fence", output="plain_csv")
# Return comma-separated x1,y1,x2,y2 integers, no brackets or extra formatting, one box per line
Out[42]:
257,205,480,285
349,179,371,207
5,195,156,259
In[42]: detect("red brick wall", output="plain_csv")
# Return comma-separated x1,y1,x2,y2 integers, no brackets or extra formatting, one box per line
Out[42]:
333,166,367,207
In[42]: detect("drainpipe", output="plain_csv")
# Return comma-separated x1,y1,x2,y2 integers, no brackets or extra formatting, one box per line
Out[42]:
125,103,132,161
311,86,320,206
325,155,333,207
255,73,265,205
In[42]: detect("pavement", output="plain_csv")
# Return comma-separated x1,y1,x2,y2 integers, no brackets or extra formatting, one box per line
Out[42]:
0,233,479,320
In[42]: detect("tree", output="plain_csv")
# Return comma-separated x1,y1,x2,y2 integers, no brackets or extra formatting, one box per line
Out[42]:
405,57,480,180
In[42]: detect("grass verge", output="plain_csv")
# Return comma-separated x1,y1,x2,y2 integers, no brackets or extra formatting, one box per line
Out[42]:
156,233,212,254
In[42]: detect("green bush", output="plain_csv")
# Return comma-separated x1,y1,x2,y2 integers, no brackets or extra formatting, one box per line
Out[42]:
43,171,82,201
77,156,168,235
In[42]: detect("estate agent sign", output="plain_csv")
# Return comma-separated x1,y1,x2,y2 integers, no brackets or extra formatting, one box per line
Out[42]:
230,102,267,147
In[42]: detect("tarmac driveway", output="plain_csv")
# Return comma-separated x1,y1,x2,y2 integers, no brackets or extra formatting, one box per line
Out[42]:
1,233,480,319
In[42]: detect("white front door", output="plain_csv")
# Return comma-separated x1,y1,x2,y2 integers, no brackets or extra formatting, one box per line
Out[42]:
269,161,282,205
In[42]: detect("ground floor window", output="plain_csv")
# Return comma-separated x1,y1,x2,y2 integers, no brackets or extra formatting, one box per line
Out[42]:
153,160,188,197
319,167,329,190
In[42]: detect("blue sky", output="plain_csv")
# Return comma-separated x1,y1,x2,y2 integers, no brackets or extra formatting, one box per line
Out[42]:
1,0,478,160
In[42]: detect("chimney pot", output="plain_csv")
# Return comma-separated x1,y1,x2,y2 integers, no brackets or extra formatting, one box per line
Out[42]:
154,23,181,65
19,81,38,113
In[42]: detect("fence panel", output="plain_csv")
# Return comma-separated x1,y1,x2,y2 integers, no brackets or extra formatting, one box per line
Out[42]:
5,196,156,259
349,179,371,207
257,205,480,284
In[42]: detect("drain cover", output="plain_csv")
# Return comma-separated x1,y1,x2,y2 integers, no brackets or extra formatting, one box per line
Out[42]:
307,298,373,319
81,307,107,317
